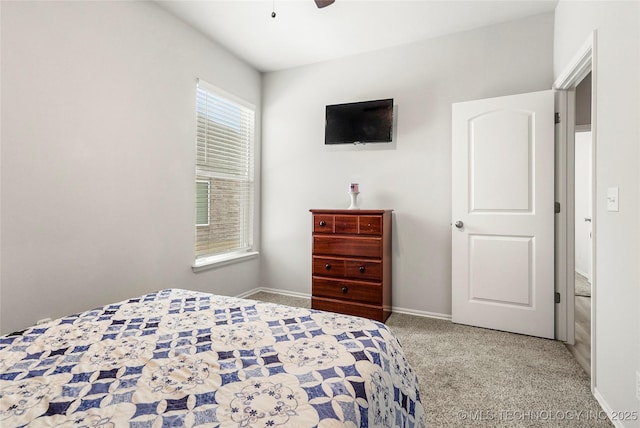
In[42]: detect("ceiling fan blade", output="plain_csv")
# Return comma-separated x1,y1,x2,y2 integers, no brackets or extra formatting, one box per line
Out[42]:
314,0,335,8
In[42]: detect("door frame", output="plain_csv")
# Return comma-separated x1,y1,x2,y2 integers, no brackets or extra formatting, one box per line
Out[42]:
553,30,597,387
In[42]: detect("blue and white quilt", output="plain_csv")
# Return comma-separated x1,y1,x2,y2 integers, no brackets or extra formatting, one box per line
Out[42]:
0,289,425,427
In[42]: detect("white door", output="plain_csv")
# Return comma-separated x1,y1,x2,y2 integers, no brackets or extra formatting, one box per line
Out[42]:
452,90,555,339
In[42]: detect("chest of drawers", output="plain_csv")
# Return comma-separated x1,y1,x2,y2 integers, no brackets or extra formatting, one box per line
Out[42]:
310,209,392,322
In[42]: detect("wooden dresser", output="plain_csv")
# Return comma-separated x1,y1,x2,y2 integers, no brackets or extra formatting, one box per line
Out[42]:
310,209,392,322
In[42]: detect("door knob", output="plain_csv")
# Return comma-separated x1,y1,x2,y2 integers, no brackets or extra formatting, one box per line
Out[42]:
455,221,464,229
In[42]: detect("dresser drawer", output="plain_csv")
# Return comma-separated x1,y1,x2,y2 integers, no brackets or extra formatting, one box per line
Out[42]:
335,215,358,234
313,236,382,258
312,297,385,322
313,215,334,233
313,277,381,304
313,214,383,235
312,257,345,278
344,260,382,281
358,216,382,235
313,257,382,281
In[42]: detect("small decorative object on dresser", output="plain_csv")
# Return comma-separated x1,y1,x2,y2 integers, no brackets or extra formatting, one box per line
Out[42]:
348,182,360,209
310,209,392,322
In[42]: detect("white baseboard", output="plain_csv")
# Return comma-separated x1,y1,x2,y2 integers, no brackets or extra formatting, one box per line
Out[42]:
239,288,452,321
392,306,452,321
237,287,311,300
592,387,622,427
235,287,263,299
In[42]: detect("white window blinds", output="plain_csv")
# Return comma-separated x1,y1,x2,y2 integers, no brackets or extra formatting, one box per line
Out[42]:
195,79,255,261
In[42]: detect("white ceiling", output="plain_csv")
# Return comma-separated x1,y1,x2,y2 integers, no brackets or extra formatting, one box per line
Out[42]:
157,0,558,73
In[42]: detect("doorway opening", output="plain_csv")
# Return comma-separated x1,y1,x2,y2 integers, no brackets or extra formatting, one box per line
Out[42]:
567,72,592,376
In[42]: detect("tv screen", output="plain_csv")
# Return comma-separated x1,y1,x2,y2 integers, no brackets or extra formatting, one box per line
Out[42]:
325,98,393,144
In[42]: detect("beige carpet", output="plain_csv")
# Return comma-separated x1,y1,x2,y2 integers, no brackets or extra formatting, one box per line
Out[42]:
248,291,611,427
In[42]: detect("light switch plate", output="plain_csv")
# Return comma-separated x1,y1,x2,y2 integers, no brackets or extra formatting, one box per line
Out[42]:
607,187,619,212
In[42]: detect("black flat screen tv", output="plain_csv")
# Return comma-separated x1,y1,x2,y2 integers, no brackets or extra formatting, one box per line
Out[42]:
325,98,393,144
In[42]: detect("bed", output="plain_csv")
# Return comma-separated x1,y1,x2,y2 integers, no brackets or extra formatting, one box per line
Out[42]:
0,288,425,427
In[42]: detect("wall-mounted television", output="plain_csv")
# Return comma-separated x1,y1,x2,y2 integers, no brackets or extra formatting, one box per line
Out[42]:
325,98,393,145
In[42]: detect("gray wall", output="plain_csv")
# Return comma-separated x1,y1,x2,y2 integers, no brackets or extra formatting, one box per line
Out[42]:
0,1,262,333
260,13,554,317
555,1,640,422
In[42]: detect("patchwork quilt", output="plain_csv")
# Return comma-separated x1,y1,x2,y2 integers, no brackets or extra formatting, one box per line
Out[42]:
0,289,425,427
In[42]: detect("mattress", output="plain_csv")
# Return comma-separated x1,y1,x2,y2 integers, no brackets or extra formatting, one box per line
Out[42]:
0,288,425,427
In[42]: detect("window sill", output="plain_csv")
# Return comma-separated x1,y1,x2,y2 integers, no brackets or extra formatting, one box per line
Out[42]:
192,251,259,273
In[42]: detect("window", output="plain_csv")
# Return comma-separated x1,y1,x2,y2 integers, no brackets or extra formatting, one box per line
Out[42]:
194,79,255,266
195,180,210,227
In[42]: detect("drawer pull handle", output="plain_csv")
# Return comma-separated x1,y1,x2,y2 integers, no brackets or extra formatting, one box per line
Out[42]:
319,220,326,227
359,266,365,273
325,263,331,270
341,287,348,294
